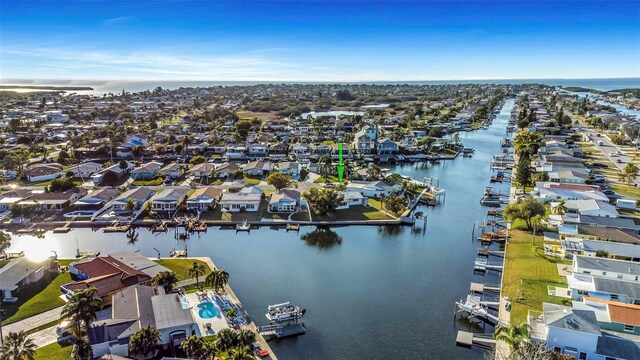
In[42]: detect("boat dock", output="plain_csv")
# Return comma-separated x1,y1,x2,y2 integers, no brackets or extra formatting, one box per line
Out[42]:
456,331,496,349
470,282,502,295
474,258,504,273
258,323,306,339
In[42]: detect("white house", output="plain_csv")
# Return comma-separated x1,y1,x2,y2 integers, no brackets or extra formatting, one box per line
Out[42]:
24,163,62,182
66,162,102,178
268,189,303,212
336,191,369,210
219,187,262,212
564,200,619,218
186,187,221,211
0,257,57,302
573,255,640,283
39,110,69,124
150,188,188,212
346,180,403,198
111,188,155,212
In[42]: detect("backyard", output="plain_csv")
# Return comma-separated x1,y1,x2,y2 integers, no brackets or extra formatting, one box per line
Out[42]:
501,229,571,324
154,258,212,281
34,342,72,359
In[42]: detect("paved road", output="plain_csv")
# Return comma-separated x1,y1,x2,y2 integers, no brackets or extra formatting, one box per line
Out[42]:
2,306,63,334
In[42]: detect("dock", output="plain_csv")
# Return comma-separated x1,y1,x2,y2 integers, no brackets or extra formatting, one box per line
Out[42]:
53,220,72,233
258,323,306,339
456,331,496,349
469,282,502,295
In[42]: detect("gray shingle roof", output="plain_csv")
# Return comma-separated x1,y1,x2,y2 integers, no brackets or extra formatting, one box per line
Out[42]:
543,303,601,335
593,277,640,300
596,335,640,359
576,255,640,276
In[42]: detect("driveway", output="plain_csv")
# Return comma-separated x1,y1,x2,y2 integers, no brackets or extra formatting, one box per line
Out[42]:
3,306,64,334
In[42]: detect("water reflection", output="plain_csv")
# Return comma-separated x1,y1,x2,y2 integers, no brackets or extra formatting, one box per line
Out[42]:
300,227,342,250
377,225,405,237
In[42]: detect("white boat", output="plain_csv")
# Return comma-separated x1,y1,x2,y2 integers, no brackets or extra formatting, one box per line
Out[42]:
236,219,251,231
266,301,306,323
480,187,502,207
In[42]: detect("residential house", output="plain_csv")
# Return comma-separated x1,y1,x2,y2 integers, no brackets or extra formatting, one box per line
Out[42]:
130,161,163,180
567,273,640,304
336,191,369,210
213,162,238,178
247,144,268,159
268,189,303,212
75,187,120,209
0,257,57,302
548,170,589,184
277,162,300,178
89,286,196,357
91,161,134,186
150,188,189,212
219,187,263,212
573,255,640,283
190,162,215,181
563,200,619,218
65,161,103,179
17,187,88,210
24,163,62,182
346,180,403,198
186,187,222,211
376,138,399,155
243,160,274,177
159,162,184,179
111,188,155,213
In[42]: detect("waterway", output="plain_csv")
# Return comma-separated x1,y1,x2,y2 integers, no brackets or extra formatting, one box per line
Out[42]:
6,99,515,359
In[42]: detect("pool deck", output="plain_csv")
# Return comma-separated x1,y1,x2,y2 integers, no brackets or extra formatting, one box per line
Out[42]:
191,256,278,360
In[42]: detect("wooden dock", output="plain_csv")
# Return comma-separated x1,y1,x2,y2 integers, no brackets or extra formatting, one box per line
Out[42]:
456,331,496,349
259,323,306,339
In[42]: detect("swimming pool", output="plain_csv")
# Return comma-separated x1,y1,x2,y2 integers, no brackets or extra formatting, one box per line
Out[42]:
197,300,219,319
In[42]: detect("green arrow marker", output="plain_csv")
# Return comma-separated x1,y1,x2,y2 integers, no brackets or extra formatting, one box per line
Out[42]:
337,143,344,183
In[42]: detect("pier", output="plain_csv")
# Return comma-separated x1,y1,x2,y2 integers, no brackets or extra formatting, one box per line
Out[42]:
456,331,496,349
258,323,306,339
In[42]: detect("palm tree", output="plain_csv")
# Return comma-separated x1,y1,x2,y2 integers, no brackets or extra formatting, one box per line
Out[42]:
189,262,206,287
151,271,179,293
493,323,530,357
71,338,92,360
513,130,543,158
129,325,160,359
551,200,568,215
204,268,230,292
619,162,639,185
214,328,237,352
60,288,104,334
225,307,239,320
319,155,332,181
124,198,137,213
229,346,254,360
180,336,209,360
236,329,256,347
0,331,37,360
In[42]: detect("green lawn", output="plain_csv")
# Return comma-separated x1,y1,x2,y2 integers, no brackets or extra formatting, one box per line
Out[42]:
243,175,262,185
34,342,72,359
368,198,403,217
154,258,212,281
2,271,72,325
502,230,571,324
313,175,340,184
131,177,164,186
311,205,394,221
611,183,640,199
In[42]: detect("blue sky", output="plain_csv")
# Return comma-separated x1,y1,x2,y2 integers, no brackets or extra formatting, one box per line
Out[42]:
1,1,639,81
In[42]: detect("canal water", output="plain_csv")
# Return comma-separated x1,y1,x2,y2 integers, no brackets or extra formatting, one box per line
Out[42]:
7,99,515,359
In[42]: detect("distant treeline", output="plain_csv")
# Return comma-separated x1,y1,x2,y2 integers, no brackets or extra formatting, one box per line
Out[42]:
562,86,640,96
0,85,94,90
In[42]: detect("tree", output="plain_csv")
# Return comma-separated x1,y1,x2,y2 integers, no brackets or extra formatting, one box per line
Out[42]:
189,261,206,287
60,288,104,335
266,172,294,191
47,177,75,193
181,336,213,360
151,271,179,293
124,198,138,213
236,329,256,347
365,165,382,180
595,249,610,258
384,195,407,216
129,325,160,360
514,155,532,191
513,130,543,158
0,331,37,360
493,323,530,358
503,197,547,230
204,268,230,292
551,200,568,215
190,155,206,165
71,338,92,360
0,230,11,255
229,346,254,360
214,328,237,352
318,155,333,181
619,162,639,186
303,188,345,215
119,160,129,173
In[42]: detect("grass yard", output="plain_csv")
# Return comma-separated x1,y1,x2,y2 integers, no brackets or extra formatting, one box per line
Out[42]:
34,342,72,359
611,183,640,199
154,258,212,281
243,175,262,185
313,175,340,184
131,177,164,186
2,271,72,325
502,230,571,324
367,198,403,217
311,205,393,221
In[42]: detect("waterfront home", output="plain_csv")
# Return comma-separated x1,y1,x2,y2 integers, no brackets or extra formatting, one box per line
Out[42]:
346,180,403,198
130,161,163,180
562,215,640,233
243,160,274,177
277,162,300,178
150,188,188,212
17,187,88,210
186,187,222,211
0,256,57,302
268,189,303,212
336,191,368,210
376,138,399,155
24,163,62,182
573,255,640,283
89,285,198,358
534,182,609,202
190,162,215,181
528,303,610,359
567,272,640,304
0,189,31,211
213,162,238,178
562,199,619,218
572,225,640,244
219,187,263,212
562,238,640,262
62,253,165,305
75,187,121,209
111,187,155,213
159,162,184,179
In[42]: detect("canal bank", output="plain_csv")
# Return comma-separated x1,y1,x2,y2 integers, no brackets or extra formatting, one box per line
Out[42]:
6,99,516,360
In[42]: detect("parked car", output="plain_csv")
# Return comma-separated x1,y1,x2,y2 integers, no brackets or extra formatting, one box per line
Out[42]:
602,189,616,196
